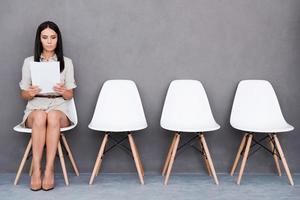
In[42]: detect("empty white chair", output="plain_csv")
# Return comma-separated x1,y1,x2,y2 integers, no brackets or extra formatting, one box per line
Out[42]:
14,98,80,186
89,80,147,185
230,80,294,185
161,80,220,185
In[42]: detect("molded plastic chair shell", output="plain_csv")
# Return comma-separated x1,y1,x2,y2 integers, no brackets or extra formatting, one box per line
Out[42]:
88,80,147,132
160,80,220,132
230,80,294,133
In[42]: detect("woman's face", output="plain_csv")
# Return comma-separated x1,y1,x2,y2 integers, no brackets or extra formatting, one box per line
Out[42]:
40,27,57,52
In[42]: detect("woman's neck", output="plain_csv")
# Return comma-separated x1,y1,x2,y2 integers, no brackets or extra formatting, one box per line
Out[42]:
41,51,55,60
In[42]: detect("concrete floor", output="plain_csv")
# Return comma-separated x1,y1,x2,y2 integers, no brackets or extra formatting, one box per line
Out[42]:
0,173,299,200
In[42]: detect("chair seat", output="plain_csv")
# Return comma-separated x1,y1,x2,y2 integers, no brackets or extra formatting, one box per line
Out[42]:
231,122,294,133
13,124,77,133
88,123,147,132
161,122,220,132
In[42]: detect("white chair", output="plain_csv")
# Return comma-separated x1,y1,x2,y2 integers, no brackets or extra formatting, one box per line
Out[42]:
13,98,80,186
161,80,220,185
88,80,147,185
230,80,294,185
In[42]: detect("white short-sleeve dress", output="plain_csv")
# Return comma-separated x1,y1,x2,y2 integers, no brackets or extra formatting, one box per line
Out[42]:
19,54,77,127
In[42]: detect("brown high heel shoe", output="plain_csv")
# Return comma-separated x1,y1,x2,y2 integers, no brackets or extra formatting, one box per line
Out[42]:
42,170,55,191
30,169,42,191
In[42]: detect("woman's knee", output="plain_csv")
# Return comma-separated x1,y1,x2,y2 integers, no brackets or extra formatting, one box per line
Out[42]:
32,110,47,127
47,111,61,127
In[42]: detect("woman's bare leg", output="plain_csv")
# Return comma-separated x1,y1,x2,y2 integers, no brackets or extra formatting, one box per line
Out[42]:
43,110,69,189
26,110,47,189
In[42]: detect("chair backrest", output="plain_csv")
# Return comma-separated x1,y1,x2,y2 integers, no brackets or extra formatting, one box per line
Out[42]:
160,80,220,132
230,80,293,132
88,80,147,132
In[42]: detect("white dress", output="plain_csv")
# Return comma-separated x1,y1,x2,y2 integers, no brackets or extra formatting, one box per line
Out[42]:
19,54,77,127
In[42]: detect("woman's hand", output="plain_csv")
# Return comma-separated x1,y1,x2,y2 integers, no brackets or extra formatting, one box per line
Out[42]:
21,86,41,100
27,85,41,98
53,83,73,100
53,83,67,95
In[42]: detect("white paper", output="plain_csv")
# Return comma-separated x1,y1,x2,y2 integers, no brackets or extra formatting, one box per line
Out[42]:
30,61,60,94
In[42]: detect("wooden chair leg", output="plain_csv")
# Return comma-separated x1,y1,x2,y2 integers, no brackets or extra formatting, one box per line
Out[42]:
29,159,33,176
89,134,109,185
199,133,219,185
95,133,109,177
230,133,248,176
95,156,104,177
128,134,144,185
14,138,32,185
130,134,145,177
58,141,69,186
237,134,253,185
61,134,80,176
164,133,180,185
273,134,294,186
162,134,177,176
198,137,212,176
95,145,106,177
268,134,281,176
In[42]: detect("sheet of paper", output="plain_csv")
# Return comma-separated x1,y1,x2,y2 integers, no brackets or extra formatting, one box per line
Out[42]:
30,61,60,94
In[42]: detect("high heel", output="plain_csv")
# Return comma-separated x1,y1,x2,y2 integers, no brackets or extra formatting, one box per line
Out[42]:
42,169,55,191
30,169,42,191
30,185,42,191
42,185,54,191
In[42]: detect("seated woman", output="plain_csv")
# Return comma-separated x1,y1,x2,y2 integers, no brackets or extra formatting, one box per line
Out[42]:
19,21,77,191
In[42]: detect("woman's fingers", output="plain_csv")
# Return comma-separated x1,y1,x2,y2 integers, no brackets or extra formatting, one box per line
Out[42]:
27,85,41,97
53,84,66,94
29,85,39,89
54,83,65,89
36,88,41,93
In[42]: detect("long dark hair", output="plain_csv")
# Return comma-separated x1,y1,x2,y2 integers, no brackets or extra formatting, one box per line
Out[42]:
34,21,65,72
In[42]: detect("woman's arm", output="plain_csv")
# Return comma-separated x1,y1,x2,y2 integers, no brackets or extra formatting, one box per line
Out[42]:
55,57,76,100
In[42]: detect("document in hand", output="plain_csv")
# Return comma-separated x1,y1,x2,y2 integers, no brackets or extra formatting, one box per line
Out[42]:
30,61,60,94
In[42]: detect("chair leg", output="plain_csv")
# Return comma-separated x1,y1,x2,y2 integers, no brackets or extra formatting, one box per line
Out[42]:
29,159,33,176
14,138,32,185
199,133,219,185
237,134,253,185
198,137,212,176
164,133,180,185
57,141,69,186
95,155,103,177
95,146,106,177
268,134,281,176
89,134,109,185
162,134,177,176
130,134,145,177
61,134,80,176
230,133,248,176
95,133,109,177
128,134,144,185
273,134,294,186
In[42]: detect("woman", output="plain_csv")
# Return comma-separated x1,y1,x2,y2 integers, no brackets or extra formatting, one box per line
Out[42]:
19,21,77,191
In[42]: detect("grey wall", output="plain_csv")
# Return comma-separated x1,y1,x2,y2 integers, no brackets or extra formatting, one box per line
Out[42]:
0,0,300,174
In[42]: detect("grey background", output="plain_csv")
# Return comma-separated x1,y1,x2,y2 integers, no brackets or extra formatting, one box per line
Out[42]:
0,0,299,174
